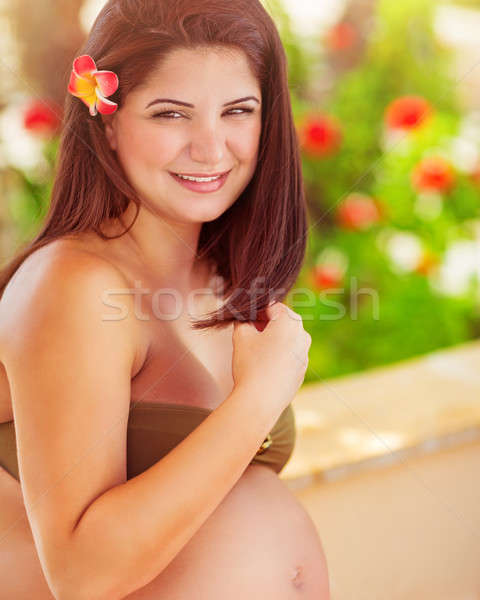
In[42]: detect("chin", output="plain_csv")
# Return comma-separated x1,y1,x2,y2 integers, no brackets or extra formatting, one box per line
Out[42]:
182,206,230,224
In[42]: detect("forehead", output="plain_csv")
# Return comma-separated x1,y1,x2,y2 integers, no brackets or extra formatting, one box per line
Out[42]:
136,46,260,97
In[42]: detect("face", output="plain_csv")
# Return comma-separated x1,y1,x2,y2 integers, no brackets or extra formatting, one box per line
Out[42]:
104,46,262,224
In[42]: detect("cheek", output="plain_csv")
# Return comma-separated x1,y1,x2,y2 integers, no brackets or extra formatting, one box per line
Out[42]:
117,123,177,169
230,123,261,161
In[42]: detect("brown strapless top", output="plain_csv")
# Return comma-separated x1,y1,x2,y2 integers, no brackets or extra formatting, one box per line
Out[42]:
0,402,296,482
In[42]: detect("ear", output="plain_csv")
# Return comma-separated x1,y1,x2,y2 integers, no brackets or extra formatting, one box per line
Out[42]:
102,113,118,151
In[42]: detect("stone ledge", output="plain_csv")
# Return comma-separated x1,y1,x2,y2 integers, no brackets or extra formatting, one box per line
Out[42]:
280,338,480,486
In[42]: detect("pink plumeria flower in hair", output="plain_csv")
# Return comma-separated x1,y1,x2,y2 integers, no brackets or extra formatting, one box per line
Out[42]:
68,54,119,117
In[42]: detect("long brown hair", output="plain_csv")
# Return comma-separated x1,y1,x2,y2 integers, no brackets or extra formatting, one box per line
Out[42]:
0,0,307,330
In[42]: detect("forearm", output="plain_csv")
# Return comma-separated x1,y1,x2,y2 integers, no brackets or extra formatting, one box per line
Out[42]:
59,384,279,599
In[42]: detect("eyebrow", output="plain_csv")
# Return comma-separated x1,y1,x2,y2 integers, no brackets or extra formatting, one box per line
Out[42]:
145,96,261,109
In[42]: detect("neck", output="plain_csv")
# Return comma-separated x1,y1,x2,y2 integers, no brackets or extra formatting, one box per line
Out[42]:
115,200,210,292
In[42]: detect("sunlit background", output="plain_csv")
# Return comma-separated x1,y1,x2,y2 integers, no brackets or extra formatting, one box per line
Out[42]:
2,3,480,596
1,0,480,382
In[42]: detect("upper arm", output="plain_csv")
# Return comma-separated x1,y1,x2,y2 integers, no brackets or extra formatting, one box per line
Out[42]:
0,246,139,587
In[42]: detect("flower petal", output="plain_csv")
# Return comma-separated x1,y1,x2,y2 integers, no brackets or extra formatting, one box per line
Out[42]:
68,70,95,97
67,70,82,95
95,88,118,115
73,54,97,77
77,92,98,116
92,70,119,98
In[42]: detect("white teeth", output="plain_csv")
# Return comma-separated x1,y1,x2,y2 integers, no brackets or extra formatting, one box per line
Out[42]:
175,173,222,182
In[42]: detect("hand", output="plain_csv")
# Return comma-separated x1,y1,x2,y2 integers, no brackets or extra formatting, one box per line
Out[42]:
231,302,312,414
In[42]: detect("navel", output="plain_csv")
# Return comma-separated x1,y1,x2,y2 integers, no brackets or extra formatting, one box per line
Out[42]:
291,564,305,590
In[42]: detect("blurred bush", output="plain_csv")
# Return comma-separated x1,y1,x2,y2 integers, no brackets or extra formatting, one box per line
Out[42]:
275,0,480,380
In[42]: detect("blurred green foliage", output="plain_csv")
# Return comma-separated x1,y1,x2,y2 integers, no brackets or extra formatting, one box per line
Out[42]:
270,0,480,381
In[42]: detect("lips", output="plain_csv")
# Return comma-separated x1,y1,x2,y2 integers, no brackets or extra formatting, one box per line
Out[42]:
170,169,231,178
169,169,231,193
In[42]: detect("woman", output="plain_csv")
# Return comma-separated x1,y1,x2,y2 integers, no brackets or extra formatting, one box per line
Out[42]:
0,0,330,597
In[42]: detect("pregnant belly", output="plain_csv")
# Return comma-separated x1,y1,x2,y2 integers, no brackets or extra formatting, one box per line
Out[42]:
125,464,330,599
0,464,330,599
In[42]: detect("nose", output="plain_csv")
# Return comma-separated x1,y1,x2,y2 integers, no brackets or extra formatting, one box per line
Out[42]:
189,120,225,166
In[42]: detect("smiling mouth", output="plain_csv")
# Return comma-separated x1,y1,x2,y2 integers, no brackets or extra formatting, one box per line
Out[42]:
169,169,232,192
169,169,232,182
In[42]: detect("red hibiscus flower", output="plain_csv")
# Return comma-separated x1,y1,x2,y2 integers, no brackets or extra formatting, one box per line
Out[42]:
325,22,357,51
310,263,344,291
23,99,62,137
298,113,342,158
337,193,381,230
385,96,432,130
411,156,455,193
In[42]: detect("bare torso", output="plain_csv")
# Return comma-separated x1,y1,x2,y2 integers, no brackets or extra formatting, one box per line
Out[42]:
0,233,330,598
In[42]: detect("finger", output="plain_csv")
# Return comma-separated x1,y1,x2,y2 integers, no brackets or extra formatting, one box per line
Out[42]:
283,304,303,322
264,301,285,321
233,319,258,335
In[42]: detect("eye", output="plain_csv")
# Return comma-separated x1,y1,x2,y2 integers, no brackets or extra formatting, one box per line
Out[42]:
150,107,255,120
227,107,254,116
151,110,183,119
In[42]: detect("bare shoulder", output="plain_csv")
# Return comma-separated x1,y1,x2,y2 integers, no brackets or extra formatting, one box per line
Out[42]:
0,238,150,574
0,238,146,376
